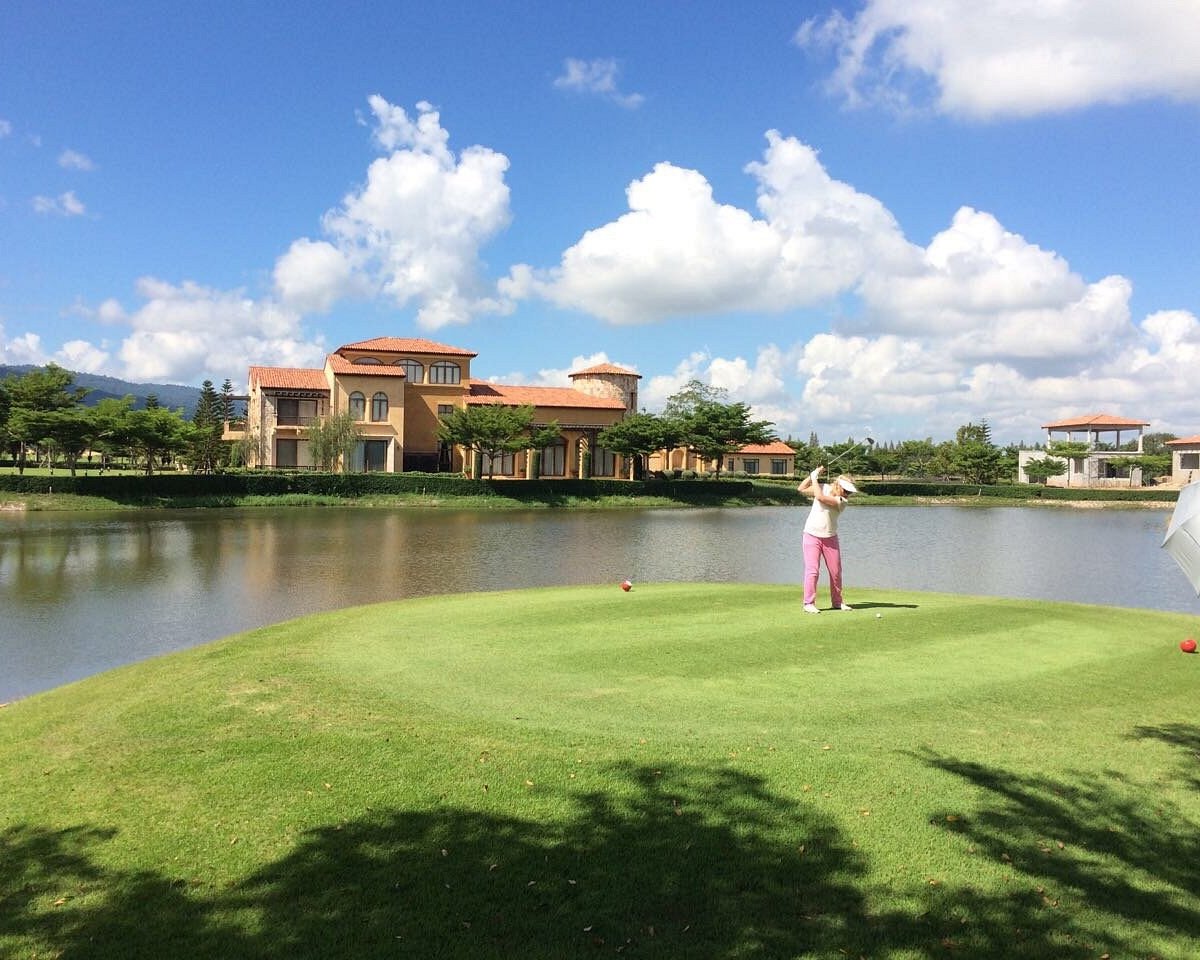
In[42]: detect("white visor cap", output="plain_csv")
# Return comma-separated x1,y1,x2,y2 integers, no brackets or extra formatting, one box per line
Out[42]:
836,477,858,494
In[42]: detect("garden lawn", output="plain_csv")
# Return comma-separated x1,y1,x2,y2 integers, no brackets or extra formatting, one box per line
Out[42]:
2,583,1198,959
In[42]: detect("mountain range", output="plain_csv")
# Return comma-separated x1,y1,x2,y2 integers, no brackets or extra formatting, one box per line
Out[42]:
0,365,204,418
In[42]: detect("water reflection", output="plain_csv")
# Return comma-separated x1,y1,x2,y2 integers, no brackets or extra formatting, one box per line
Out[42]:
0,505,1192,702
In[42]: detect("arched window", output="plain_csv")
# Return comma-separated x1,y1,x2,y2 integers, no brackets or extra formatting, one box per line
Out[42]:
395,358,423,382
348,391,366,420
371,392,388,422
429,361,461,385
352,356,382,365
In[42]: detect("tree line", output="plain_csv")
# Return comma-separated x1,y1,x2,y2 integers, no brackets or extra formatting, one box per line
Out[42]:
0,364,237,475
0,365,1178,484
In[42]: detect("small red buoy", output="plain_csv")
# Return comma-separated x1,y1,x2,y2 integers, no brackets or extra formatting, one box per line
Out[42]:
621,579,632,592
1181,637,1197,654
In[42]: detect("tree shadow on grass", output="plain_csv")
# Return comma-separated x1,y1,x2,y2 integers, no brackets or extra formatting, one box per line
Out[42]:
916,746,1200,958
1131,722,1200,792
6,759,1198,959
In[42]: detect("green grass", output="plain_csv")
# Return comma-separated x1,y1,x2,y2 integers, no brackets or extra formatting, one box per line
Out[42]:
2,584,1198,959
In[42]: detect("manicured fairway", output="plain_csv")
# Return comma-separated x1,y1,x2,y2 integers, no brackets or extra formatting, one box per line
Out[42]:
2,583,1198,959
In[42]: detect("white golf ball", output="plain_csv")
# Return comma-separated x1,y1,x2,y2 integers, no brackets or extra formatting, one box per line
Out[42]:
875,613,882,619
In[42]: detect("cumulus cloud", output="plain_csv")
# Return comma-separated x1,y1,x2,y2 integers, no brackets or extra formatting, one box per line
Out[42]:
32,191,86,216
506,132,908,324
554,58,645,109
797,0,1200,118
274,97,513,329
58,149,95,171
45,278,323,385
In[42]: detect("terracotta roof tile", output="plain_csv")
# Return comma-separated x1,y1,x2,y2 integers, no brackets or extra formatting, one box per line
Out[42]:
327,354,408,376
467,380,626,410
337,336,477,357
1166,435,1200,446
1042,413,1150,429
735,441,793,455
569,363,641,378
250,367,328,391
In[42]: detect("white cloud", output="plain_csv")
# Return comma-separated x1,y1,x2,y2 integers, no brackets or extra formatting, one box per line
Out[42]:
58,149,95,171
797,0,1200,118
57,339,110,373
508,133,909,324
32,191,86,216
0,119,11,138
0,326,48,365
274,97,513,329
554,58,644,109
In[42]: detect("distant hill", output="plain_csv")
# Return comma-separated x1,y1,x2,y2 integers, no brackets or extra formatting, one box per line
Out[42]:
0,365,204,418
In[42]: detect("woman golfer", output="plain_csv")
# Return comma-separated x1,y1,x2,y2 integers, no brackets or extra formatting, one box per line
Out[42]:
797,466,857,613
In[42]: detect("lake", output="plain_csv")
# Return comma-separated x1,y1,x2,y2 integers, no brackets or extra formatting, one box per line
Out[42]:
1,504,1193,702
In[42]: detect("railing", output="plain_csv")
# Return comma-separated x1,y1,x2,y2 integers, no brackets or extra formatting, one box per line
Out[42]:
275,416,316,427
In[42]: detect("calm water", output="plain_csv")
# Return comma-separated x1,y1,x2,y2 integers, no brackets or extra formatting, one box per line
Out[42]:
1,505,1193,702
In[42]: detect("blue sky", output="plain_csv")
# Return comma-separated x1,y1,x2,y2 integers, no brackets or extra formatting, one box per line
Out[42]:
2,0,1198,445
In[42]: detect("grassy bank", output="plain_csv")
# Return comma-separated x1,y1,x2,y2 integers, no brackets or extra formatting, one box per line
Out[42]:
3,583,1197,959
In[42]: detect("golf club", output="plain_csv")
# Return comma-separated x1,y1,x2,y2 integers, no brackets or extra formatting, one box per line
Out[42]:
825,436,875,470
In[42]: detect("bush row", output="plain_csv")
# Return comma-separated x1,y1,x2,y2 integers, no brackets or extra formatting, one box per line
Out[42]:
858,480,1177,502
0,471,757,503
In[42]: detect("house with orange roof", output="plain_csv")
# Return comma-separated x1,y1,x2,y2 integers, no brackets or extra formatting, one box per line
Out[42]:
233,337,639,477
648,440,796,477
1166,435,1200,485
1017,412,1153,486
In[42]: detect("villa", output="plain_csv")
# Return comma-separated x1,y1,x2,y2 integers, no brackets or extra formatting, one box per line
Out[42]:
233,337,642,478
232,336,794,480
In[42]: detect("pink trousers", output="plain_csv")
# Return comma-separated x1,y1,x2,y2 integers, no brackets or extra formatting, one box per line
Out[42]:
802,532,843,606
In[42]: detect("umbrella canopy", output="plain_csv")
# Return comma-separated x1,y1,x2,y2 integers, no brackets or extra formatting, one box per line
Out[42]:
1163,482,1200,596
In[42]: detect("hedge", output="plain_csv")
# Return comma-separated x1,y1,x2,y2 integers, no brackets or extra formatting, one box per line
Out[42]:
0,472,756,503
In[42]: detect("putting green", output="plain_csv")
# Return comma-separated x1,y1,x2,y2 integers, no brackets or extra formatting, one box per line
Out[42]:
2,584,1197,960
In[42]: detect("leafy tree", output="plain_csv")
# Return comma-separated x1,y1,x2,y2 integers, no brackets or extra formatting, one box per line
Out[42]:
1140,432,1177,456
663,380,774,479
895,439,938,479
822,438,873,477
112,406,193,474
437,404,560,480
1024,456,1066,485
307,412,362,472
597,413,675,479
2,364,89,472
790,438,824,477
1047,440,1090,487
950,421,1002,484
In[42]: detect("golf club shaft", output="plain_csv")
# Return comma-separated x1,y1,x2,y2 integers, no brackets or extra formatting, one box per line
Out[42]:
826,438,874,469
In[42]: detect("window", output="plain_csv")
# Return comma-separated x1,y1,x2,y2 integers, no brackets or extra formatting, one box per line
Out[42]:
429,361,461,384
396,358,423,382
1183,453,1200,470
482,452,515,476
275,439,298,468
541,440,566,476
352,356,382,364
348,391,366,420
593,446,617,477
437,404,455,417
276,398,317,425
770,459,788,475
743,459,760,474
725,459,735,472
371,392,388,422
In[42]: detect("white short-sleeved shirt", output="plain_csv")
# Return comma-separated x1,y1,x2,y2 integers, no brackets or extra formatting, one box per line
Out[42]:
803,484,846,538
